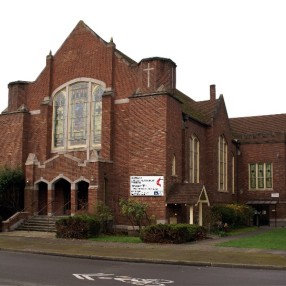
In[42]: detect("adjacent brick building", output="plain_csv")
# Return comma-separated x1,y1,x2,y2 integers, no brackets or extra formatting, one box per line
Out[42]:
1,21,285,228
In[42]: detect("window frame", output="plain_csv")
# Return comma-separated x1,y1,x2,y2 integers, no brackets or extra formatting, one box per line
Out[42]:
218,135,228,192
189,135,200,183
51,78,105,152
249,163,273,190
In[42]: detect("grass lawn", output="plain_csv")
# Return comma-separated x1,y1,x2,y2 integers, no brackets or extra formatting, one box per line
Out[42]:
89,234,142,243
218,227,286,250
227,226,259,236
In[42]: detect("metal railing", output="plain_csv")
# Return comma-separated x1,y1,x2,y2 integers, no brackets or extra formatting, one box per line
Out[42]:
3,198,81,232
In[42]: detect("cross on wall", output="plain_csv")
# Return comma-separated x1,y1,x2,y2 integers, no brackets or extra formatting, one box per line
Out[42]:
143,63,154,88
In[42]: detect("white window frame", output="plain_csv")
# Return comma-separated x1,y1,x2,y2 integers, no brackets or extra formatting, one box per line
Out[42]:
189,135,200,183
218,135,228,192
172,154,176,176
51,78,105,152
232,155,235,194
249,163,273,190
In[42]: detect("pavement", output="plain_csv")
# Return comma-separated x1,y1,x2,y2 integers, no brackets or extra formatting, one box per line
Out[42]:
1,227,286,270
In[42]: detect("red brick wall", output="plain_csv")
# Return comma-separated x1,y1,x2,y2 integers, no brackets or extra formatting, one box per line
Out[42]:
206,98,234,204
1,21,254,227
238,141,286,202
0,112,29,168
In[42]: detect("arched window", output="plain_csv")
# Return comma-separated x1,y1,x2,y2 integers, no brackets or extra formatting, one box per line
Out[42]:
92,84,104,147
69,82,88,147
190,135,199,183
52,79,105,150
172,154,176,176
218,135,228,191
53,91,66,148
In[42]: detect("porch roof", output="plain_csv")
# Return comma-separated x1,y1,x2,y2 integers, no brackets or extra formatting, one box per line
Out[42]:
166,183,210,206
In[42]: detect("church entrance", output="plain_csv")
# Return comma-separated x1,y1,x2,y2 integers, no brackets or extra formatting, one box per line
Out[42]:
38,182,48,215
54,179,71,215
77,181,89,211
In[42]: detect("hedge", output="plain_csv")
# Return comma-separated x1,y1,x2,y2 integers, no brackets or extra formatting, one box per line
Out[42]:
140,224,207,244
56,215,101,239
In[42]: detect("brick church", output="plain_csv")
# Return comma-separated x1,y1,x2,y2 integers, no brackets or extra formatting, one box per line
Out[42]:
1,21,285,229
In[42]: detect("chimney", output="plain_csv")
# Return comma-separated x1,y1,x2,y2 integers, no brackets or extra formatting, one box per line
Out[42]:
210,84,216,101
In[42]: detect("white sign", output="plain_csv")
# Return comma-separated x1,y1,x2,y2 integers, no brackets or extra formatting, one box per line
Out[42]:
130,176,164,196
271,193,279,198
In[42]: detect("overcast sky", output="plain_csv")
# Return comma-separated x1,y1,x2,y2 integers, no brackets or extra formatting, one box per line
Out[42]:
1,0,285,118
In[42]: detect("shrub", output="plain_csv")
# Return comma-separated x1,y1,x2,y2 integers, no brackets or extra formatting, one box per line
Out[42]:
119,199,150,231
140,224,207,244
94,202,114,234
56,215,101,239
211,204,254,230
0,167,25,219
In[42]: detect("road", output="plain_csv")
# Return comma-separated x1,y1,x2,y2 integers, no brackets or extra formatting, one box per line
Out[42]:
0,251,285,285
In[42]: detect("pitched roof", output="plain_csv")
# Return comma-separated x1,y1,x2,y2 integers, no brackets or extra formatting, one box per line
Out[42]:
173,90,220,125
167,183,209,205
230,114,286,135
55,20,137,66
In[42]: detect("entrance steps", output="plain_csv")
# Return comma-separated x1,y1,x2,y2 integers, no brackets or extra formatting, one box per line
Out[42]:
16,215,66,232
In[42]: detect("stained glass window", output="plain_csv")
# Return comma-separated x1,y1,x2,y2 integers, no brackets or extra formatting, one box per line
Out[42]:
53,90,66,148
92,84,104,146
249,163,273,190
250,164,256,189
52,80,104,150
69,82,88,146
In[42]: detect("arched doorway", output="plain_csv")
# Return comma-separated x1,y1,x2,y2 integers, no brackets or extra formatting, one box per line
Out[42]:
77,181,89,211
54,179,71,215
38,182,48,215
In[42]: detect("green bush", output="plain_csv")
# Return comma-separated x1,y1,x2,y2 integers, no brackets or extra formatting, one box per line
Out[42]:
56,215,101,239
140,224,207,244
94,202,114,234
0,167,25,219
211,204,254,229
119,199,150,231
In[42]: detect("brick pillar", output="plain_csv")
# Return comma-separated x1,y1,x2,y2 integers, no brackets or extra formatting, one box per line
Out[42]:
24,185,34,215
47,187,55,216
71,183,77,215
88,185,98,214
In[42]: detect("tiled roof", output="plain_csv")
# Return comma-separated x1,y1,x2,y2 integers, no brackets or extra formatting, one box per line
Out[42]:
167,183,204,204
173,90,219,125
230,114,286,135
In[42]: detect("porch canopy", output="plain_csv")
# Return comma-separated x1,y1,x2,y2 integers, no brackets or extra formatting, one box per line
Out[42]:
166,183,210,206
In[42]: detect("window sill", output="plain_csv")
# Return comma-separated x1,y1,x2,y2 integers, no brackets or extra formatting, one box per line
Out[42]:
249,188,273,191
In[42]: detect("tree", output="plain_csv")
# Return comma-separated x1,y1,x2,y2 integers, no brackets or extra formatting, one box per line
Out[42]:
0,167,25,219
119,198,150,232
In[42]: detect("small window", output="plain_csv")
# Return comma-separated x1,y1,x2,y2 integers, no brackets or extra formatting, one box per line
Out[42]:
172,154,176,176
249,163,273,190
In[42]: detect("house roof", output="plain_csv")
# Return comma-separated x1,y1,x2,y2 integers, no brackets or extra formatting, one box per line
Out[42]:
173,90,220,125
167,183,210,205
230,114,286,135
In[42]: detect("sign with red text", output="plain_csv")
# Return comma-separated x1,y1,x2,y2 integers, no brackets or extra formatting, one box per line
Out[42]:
130,176,164,196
